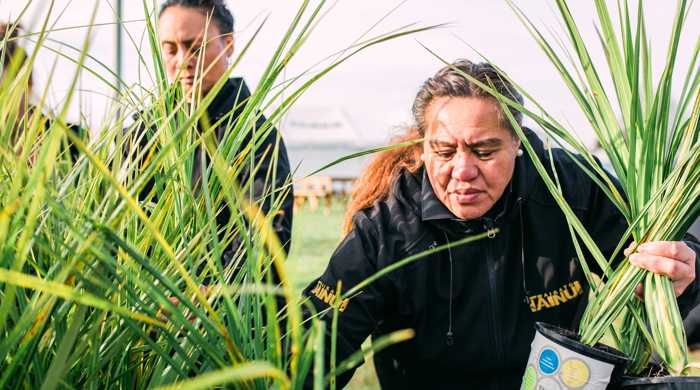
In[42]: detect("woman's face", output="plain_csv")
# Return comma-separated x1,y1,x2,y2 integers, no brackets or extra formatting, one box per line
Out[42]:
422,96,520,220
158,6,233,100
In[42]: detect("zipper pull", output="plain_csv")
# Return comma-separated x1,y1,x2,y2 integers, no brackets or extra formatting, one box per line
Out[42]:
483,219,496,238
446,330,454,346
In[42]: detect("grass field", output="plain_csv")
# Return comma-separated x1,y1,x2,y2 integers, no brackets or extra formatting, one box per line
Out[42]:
287,200,345,294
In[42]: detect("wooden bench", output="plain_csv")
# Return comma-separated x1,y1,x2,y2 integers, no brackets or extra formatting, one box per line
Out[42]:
294,176,333,214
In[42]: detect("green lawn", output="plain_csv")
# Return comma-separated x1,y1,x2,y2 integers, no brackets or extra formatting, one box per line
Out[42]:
287,200,345,293
287,199,380,390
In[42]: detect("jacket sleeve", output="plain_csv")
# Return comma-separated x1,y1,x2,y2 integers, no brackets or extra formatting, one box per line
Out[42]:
220,118,294,275
250,117,294,253
236,117,294,253
302,211,396,389
677,234,700,317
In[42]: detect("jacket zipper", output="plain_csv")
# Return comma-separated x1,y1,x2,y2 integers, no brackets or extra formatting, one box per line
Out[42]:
517,198,531,305
441,233,455,346
483,217,504,386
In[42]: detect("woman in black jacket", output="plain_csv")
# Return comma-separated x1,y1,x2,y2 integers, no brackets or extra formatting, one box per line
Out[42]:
304,60,700,389
129,0,294,264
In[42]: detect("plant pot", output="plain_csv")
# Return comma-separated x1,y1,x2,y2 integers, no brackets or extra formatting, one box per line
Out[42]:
615,376,700,389
520,322,629,390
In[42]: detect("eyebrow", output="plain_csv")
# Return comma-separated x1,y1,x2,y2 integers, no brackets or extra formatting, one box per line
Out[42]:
428,138,503,149
161,38,202,49
468,138,503,148
428,140,456,149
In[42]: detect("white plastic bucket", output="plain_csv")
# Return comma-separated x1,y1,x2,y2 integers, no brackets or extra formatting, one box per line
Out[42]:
521,322,629,390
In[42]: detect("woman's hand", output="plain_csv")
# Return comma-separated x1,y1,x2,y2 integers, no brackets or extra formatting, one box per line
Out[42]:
626,241,697,297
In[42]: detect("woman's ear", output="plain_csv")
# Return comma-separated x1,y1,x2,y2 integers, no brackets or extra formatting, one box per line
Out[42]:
224,33,234,58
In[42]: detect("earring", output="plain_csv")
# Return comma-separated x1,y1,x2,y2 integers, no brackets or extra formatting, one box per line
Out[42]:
420,153,425,161
517,149,524,157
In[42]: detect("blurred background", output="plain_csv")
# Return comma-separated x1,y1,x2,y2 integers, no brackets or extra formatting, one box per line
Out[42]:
3,0,699,178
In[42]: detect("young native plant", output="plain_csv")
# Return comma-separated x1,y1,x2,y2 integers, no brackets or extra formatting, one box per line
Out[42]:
0,1,436,388
432,0,699,377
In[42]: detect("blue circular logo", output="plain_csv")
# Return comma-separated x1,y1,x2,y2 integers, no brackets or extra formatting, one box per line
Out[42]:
538,348,560,375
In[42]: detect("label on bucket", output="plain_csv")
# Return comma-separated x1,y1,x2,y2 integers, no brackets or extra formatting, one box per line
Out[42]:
520,331,615,390
539,348,559,374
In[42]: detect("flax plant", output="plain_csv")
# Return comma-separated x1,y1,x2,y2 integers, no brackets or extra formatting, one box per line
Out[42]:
515,0,699,376
429,0,699,376
0,1,436,388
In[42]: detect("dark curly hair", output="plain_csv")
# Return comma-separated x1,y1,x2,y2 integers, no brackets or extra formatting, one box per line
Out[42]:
412,59,523,134
159,0,234,34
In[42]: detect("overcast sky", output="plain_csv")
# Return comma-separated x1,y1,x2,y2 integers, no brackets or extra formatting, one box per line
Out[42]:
2,0,698,148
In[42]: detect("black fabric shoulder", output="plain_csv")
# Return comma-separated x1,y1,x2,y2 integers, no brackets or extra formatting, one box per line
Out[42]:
348,169,426,268
527,146,595,211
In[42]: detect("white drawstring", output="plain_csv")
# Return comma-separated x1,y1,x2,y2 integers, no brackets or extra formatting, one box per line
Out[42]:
443,231,454,346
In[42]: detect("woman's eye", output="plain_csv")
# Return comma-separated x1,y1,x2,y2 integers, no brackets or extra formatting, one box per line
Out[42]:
435,150,455,158
474,150,495,159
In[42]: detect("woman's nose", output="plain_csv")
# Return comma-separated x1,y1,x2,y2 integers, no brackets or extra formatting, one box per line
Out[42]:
451,153,479,181
175,50,194,71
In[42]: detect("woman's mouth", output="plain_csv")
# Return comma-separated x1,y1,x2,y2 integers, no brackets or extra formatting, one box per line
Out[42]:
451,189,483,204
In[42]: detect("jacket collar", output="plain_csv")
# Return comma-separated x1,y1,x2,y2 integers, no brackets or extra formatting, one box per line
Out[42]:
513,127,540,203
419,168,457,222
190,77,251,187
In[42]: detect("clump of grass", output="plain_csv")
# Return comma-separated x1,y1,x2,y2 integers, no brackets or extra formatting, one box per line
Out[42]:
0,1,437,388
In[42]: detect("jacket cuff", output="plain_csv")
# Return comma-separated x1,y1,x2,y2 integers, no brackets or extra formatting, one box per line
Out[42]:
677,240,700,317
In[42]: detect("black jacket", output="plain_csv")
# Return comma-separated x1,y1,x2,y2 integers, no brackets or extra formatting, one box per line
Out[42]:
131,78,294,264
303,130,700,389
684,219,700,347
